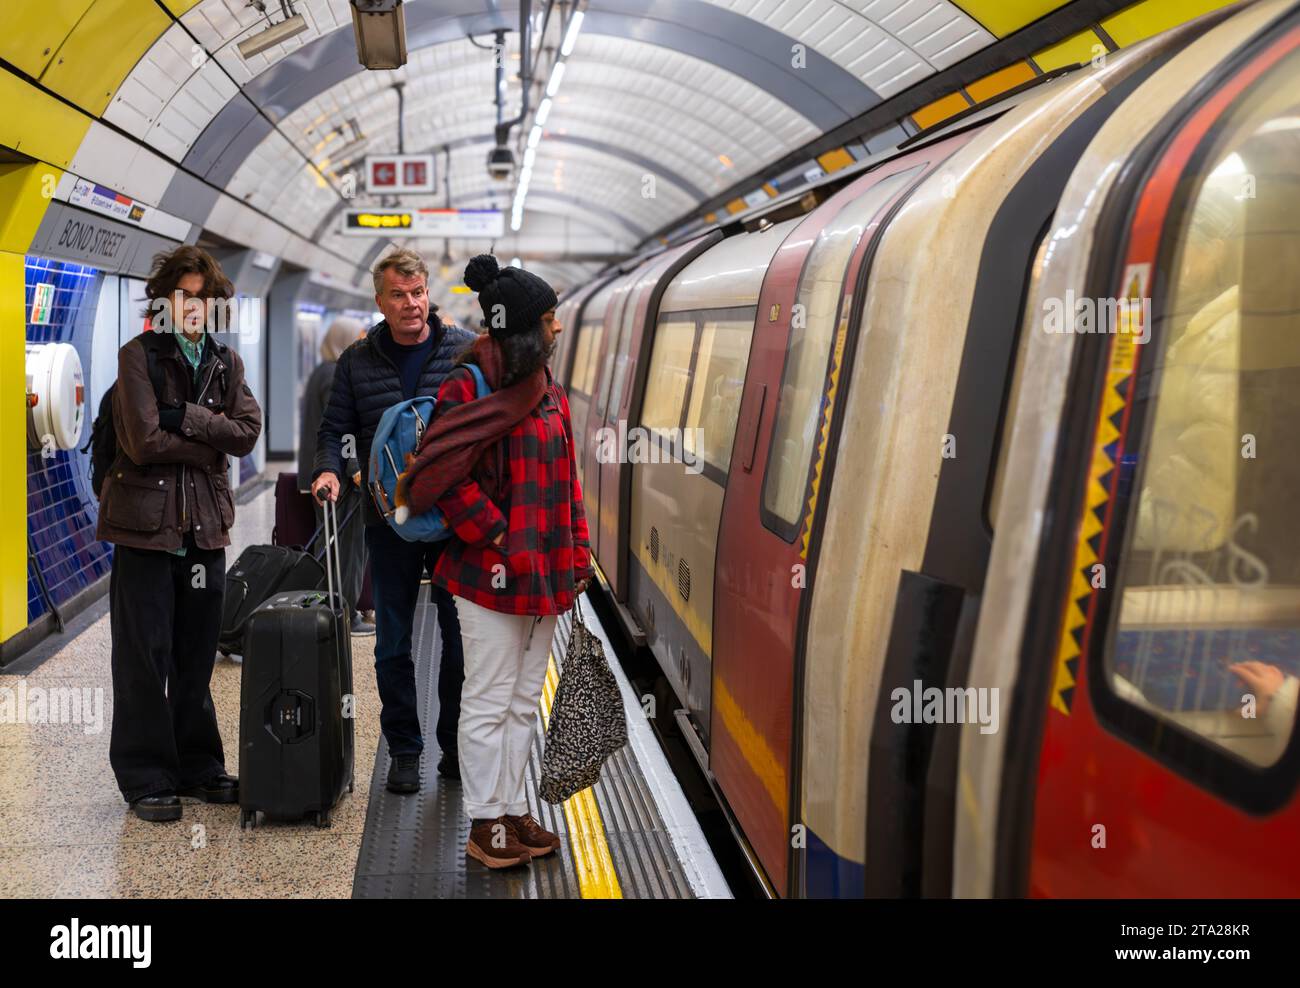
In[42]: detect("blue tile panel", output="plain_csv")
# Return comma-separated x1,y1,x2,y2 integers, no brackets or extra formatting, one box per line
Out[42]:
25,256,112,623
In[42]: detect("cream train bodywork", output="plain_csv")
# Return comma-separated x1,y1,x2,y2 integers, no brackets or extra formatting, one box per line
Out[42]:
798,38,1189,872
952,0,1292,899
628,220,797,715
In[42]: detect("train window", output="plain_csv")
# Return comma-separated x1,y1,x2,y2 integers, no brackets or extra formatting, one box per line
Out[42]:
1105,51,1300,769
597,290,637,420
570,324,595,396
604,291,641,419
640,317,697,434
762,166,924,537
577,320,604,396
683,313,755,475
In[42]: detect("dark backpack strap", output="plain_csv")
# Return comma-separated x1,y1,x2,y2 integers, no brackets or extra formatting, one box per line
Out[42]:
137,332,171,403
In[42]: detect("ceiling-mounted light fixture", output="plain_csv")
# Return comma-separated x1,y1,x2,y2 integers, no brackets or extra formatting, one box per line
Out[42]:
350,0,407,70
545,61,566,98
535,98,553,127
237,0,307,59
560,10,584,57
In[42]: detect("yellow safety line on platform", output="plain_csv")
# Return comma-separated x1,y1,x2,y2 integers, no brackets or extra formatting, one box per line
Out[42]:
540,653,623,899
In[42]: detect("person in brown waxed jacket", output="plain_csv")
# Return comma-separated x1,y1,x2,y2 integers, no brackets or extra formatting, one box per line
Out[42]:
96,245,262,822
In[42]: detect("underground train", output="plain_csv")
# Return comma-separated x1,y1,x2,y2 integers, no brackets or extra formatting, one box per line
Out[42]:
549,0,1300,898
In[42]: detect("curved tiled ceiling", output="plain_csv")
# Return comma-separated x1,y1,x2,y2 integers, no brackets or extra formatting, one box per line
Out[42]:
91,0,1092,291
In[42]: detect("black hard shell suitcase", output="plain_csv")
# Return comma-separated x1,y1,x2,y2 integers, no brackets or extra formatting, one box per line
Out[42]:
238,498,355,828
217,500,358,657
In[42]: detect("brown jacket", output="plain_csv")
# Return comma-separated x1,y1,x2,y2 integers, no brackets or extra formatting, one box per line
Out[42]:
96,332,262,551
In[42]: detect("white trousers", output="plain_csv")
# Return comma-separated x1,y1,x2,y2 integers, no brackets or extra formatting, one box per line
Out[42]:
453,596,558,819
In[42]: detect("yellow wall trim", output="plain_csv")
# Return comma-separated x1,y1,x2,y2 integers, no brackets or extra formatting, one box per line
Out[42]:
39,0,170,118
0,251,30,642
0,72,92,169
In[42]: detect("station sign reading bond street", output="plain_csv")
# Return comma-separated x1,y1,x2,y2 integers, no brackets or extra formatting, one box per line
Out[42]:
341,208,505,238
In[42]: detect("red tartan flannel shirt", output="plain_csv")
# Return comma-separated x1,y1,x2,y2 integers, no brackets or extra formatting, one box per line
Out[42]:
430,363,594,616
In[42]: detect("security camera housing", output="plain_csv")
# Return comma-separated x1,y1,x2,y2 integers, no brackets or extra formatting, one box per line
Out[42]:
487,146,516,182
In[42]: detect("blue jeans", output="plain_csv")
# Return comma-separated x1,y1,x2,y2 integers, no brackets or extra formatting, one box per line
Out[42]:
364,524,465,757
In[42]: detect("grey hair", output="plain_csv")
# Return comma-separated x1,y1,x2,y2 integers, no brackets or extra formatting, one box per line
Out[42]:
321,316,364,362
372,247,429,294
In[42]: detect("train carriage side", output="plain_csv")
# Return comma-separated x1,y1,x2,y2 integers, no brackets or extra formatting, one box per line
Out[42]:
792,22,1213,898
707,133,985,897
564,277,619,480
553,276,610,387
624,221,800,759
956,0,1300,899
581,274,638,529
588,236,723,605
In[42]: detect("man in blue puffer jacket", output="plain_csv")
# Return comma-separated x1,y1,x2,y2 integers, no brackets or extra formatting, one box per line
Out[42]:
312,247,476,794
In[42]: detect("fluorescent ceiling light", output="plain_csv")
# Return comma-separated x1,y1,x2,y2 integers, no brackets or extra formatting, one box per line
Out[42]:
523,147,536,169
237,14,307,59
536,98,552,126
527,126,541,149
546,61,565,98
561,10,584,57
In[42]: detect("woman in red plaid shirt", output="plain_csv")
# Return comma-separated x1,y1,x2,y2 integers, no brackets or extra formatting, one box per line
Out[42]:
396,254,594,869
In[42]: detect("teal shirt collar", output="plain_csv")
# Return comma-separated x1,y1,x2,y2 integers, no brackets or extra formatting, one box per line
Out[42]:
176,332,205,370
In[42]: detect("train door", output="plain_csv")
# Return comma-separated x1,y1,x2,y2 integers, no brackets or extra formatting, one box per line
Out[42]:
710,150,957,895
1021,22,1300,896
582,276,634,538
626,225,795,767
594,238,718,603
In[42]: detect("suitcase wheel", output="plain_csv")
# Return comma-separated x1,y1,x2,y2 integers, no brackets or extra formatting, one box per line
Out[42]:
348,779,354,794
314,810,331,829
240,809,256,829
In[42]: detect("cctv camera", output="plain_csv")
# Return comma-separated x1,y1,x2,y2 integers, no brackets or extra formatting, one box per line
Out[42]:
487,146,515,181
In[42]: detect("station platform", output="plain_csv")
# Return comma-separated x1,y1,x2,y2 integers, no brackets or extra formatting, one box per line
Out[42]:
0,480,728,900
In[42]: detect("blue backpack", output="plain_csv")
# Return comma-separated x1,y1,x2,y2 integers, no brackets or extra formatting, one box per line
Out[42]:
368,363,491,543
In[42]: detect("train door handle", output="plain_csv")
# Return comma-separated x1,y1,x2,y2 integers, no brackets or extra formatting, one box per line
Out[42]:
739,384,766,473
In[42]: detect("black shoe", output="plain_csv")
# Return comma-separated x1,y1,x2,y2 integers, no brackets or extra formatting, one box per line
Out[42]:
180,773,239,804
131,793,182,822
387,754,420,794
437,751,460,781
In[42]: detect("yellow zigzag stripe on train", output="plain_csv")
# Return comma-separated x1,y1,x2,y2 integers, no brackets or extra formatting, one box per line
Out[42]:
800,317,850,560
1050,337,1134,716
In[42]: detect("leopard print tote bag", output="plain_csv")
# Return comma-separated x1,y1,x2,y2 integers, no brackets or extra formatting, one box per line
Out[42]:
539,602,629,803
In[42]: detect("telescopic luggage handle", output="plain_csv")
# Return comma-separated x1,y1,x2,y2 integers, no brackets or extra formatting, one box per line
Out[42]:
316,490,346,618
304,497,359,557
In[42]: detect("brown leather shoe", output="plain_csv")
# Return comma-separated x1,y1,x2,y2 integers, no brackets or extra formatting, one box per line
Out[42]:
467,818,531,869
504,812,561,858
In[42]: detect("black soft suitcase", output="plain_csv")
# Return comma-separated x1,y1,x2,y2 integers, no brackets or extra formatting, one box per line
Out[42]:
217,500,358,656
238,498,355,828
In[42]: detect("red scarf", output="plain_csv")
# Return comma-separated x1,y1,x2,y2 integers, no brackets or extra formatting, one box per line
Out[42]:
395,335,545,517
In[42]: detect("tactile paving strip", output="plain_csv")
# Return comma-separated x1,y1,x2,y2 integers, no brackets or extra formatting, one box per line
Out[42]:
352,588,694,898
